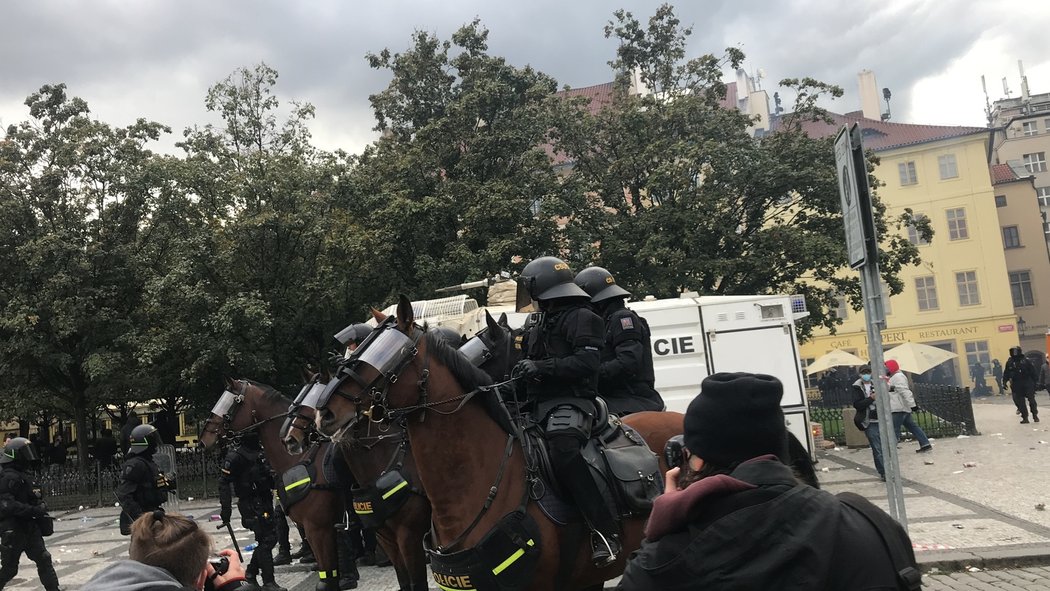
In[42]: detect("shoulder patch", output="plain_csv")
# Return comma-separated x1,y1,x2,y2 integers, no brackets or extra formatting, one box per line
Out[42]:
620,316,634,330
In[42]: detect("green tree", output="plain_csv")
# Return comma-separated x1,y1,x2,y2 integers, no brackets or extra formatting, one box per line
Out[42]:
561,5,928,338
354,20,587,300
0,84,169,464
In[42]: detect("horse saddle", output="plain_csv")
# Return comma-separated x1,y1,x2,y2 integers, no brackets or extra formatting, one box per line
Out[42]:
526,397,663,526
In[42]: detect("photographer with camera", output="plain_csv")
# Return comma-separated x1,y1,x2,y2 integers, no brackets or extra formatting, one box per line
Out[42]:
619,373,919,590
83,510,250,591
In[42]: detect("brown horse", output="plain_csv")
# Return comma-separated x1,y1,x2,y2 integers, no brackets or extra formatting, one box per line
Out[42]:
199,379,342,591
282,387,431,591
313,296,653,591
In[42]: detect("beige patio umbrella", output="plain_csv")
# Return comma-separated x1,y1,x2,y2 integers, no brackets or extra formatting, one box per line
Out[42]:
884,342,958,374
805,349,867,375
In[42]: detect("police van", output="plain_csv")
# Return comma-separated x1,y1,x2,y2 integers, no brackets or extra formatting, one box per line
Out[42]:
377,288,814,456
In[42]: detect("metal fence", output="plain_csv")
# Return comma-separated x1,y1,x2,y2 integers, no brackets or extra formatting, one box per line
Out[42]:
809,381,978,445
35,448,224,512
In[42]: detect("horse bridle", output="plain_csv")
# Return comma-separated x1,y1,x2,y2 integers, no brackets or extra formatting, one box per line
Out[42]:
201,379,292,442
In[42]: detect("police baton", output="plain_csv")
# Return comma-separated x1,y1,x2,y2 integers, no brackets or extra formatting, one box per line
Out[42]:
217,522,244,563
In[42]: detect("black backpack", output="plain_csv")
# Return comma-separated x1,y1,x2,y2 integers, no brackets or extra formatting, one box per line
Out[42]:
838,492,922,591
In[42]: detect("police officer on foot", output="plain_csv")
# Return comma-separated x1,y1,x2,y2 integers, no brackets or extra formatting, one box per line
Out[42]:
574,266,664,416
0,438,62,591
513,256,621,566
219,432,287,591
117,424,172,535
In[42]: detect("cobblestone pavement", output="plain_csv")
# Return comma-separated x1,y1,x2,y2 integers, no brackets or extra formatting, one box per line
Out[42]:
6,398,1050,589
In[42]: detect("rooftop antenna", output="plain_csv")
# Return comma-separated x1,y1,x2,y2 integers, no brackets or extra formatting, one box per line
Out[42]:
881,87,892,121
1019,60,1031,113
754,68,765,91
773,91,784,115
981,75,994,126
1002,77,1012,98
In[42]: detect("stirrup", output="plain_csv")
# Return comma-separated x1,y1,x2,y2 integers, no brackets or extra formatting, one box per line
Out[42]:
590,530,619,567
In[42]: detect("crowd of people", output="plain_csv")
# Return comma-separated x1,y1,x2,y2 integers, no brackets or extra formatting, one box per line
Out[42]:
0,256,924,590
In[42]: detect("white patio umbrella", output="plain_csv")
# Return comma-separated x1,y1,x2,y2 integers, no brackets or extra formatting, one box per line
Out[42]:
884,342,958,374
805,349,867,375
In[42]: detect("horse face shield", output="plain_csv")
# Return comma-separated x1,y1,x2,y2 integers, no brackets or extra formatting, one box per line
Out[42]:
210,390,243,419
459,335,492,367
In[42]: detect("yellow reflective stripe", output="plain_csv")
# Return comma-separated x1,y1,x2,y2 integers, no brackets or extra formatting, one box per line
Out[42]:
355,508,374,515
491,538,535,576
381,479,409,500
318,570,337,579
284,477,311,491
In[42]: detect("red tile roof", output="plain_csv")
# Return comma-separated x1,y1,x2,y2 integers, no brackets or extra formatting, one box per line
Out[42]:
554,81,738,115
782,111,988,152
990,163,1020,185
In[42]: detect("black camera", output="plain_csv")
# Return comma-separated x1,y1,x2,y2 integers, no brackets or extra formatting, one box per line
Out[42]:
663,434,687,470
208,555,229,577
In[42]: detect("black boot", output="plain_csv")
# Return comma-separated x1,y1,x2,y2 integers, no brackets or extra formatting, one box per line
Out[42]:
336,528,360,589
261,582,288,591
590,531,621,567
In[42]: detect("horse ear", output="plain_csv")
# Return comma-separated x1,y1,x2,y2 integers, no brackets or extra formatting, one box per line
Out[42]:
485,309,499,333
396,294,414,330
371,307,387,322
223,376,235,390
300,365,315,383
498,312,509,327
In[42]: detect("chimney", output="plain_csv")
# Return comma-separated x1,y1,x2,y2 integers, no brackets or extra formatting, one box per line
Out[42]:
857,70,881,120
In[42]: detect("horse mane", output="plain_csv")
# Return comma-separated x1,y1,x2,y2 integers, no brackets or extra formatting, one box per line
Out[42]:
246,379,292,407
424,329,493,391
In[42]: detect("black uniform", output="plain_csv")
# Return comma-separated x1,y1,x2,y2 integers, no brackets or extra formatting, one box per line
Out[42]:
1005,349,1039,422
597,299,664,415
116,453,170,535
0,463,60,590
519,301,620,547
220,442,281,587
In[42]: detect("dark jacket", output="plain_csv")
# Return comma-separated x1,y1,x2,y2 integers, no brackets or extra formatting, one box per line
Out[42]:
219,444,275,521
520,302,603,404
0,465,48,529
83,559,251,591
851,378,878,431
1004,355,1038,393
116,454,168,520
596,299,664,415
617,457,904,591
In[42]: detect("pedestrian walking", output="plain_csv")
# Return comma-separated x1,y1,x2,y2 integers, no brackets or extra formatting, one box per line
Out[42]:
617,372,918,590
1004,346,1039,423
851,366,884,480
992,359,1005,395
886,360,933,452
0,437,62,591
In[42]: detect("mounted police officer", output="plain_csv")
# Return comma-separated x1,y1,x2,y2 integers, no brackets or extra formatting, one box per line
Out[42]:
574,266,664,416
219,432,287,591
116,424,172,535
0,437,62,591
512,256,621,566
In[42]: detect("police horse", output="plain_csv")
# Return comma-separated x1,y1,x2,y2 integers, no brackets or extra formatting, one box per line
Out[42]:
313,296,665,591
200,379,343,590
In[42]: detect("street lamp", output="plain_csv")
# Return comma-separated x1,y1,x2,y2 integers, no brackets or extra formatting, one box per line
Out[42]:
1018,316,1027,338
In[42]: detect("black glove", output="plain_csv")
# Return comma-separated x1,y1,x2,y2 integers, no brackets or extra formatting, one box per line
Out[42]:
31,506,48,518
220,507,231,525
513,360,541,381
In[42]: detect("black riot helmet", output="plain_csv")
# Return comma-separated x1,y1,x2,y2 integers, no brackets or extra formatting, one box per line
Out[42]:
1010,346,1024,358
127,424,161,456
0,437,37,467
574,266,631,304
515,256,590,311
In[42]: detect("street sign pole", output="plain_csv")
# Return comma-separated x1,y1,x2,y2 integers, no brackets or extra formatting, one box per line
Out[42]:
835,124,908,530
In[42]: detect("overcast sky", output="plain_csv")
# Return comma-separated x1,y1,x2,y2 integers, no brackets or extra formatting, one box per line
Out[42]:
2,0,1047,154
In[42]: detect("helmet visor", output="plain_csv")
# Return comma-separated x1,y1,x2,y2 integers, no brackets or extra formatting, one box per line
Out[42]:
515,281,536,313
210,390,240,417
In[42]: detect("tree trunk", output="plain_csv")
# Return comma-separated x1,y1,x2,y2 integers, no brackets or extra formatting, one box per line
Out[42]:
74,394,91,469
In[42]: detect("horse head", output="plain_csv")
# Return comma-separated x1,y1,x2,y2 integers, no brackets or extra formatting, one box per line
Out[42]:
199,378,290,449
280,374,327,455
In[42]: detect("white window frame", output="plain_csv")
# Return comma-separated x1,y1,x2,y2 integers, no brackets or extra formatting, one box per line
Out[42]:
1023,121,1038,136
898,161,918,186
946,207,969,240
1009,270,1035,308
938,154,958,179
907,213,929,246
1024,152,1048,173
833,295,848,320
964,341,990,373
955,270,981,306
1037,187,1050,208
916,276,938,311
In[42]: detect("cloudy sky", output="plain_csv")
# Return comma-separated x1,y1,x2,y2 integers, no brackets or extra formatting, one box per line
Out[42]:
2,0,1047,154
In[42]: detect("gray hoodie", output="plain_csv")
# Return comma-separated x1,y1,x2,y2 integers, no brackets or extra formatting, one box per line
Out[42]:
82,560,190,591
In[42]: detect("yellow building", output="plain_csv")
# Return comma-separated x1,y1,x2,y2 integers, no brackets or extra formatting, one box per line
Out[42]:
797,113,1019,386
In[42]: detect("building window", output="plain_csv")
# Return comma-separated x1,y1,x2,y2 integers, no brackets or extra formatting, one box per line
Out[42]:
1024,152,1048,173
1009,271,1035,307
938,154,958,179
880,281,893,316
1038,187,1050,208
964,341,990,374
1002,226,1022,249
946,208,969,240
995,195,1007,207
915,276,938,311
833,295,848,320
1045,119,1050,132
1044,220,1050,240
955,271,981,306
1023,121,1038,136
801,358,819,389
898,161,918,186
907,213,929,246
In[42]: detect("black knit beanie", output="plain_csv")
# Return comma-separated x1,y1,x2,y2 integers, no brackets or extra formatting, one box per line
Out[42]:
684,372,789,467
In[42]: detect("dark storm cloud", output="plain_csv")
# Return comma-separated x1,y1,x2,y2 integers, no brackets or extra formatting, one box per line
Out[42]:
0,0,1043,153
